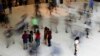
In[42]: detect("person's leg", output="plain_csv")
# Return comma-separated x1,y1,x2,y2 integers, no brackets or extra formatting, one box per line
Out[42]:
24,43,28,49
35,39,39,47
48,38,51,46
74,44,77,56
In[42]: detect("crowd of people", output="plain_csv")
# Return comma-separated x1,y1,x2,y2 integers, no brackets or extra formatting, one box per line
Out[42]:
0,0,97,56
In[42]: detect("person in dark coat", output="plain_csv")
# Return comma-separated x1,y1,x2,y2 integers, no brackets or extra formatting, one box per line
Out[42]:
19,0,23,5
47,30,52,47
28,31,33,45
85,28,89,38
44,27,49,45
1,0,7,13
0,12,5,27
22,0,28,5
7,0,13,14
22,31,29,49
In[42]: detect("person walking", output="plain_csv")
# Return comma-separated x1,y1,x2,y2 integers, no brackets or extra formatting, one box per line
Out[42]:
7,0,13,14
85,28,89,38
89,0,94,12
47,30,52,47
35,30,41,47
4,26,14,48
22,31,29,49
74,36,80,56
1,0,7,13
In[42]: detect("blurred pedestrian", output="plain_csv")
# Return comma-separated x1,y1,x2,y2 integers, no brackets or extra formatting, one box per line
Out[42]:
15,0,19,6
89,0,94,12
83,2,88,12
74,36,80,56
19,0,23,5
22,31,29,49
22,0,28,5
35,30,41,47
7,0,13,14
44,27,49,45
85,28,89,38
4,26,14,48
1,0,7,13
47,30,52,47
28,31,33,45
31,17,39,33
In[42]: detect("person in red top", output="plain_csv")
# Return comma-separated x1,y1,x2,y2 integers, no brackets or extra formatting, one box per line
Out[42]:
35,29,40,47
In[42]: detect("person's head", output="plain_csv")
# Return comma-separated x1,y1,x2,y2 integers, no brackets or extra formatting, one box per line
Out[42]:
24,31,27,34
36,30,40,34
75,36,79,40
44,27,48,30
30,31,33,34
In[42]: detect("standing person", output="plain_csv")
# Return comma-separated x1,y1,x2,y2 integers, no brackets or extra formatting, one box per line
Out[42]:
19,0,23,5
48,0,53,15
7,0,13,14
28,31,33,45
15,0,19,6
4,26,14,48
85,28,89,38
0,3,3,12
22,0,28,5
1,0,7,13
34,0,40,16
22,31,29,49
52,0,57,13
0,12,5,27
31,17,39,33
89,0,94,12
47,30,52,47
44,27,49,45
83,2,88,12
35,30,41,47
35,4,40,16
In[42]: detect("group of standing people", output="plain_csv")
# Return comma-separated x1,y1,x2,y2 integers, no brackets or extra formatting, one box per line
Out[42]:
22,29,40,50
44,27,52,47
22,26,52,50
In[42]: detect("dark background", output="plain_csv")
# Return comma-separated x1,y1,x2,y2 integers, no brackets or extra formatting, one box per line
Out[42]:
94,0,100,2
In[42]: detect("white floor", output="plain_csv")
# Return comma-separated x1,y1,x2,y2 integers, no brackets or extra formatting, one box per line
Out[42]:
0,3,100,56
